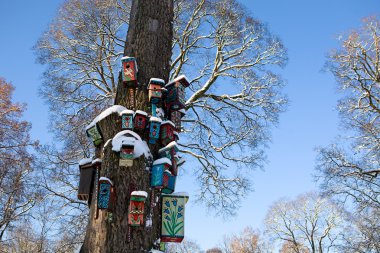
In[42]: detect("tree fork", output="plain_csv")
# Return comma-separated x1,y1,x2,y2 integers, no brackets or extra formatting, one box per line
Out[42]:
82,0,174,252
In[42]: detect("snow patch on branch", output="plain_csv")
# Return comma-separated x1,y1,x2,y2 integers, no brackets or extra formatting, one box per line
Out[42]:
86,105,127,130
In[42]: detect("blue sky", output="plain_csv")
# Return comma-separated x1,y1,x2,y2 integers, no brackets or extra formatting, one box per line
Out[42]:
0,0,379,251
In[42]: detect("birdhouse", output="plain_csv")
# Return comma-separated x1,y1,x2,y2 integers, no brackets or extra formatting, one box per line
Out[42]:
162,172,176,194
119,143,135,167
151,158,172,188
164,75,190,111
121,56,138,85
149,117,162,144
86,124,103,146
158,141,179,161
161,192,189,243
148,78,165,104
160,121,176,146
97,177,114,210
121,109,134,130
133,110,148,131
170,109,186,132
77,159,96,201
128,191,147,226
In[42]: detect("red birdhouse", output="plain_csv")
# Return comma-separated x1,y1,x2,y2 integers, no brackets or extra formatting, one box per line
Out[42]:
133,110,148,131
121,56,138,85
128,191,148,226
170,109,186,132
160,120,176,146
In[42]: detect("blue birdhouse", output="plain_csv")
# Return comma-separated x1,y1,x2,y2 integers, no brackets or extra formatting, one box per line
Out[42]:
121,56,138,85
151,158,172,188
121,109,134,130
149,116,162,144
98,177,115,210
148,78,165,104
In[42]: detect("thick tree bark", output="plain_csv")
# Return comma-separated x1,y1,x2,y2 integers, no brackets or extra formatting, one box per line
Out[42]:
82,0,174,252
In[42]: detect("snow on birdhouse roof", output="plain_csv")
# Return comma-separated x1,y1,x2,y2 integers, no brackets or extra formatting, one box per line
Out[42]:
164,169,172,174
112,130,152,159
150,116,162,123
149,78,165,84
161,120,175,127
92,158,102,164
135,110,148,116
131,191,148,198
159,141,178,153
150,250,164,253
86,105,127,130
153,157,172,166
121,56,135,61
119,109,134,116
166,74,190,87
99,177,113,185
79,158,93,166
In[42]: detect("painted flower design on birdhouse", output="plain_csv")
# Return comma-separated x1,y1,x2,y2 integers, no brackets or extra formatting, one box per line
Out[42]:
121,109,134,130
98,177,114,210
148,78,165,104
161,193,189,243
133,110,148,131
121,56,138,84
149,116,162,144
86,124,103,146
128,191,147,226
151,158,172,188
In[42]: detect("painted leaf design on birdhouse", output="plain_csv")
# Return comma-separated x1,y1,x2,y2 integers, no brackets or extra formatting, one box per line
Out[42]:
128,191,147,226
161,193,189,243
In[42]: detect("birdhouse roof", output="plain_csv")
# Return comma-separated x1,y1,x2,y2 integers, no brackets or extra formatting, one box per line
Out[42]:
131,191,148,198
86,105,127,130
159,141,178,153
92,158,102,164
99,177,113,185
135,110,148,116
119,109,134,116
149,78,165,86
150,116,162,123
166,75,190,87
161,120,175,128
153,157,172,166
79,158,93,166
112,130,152,160
121,56,136,61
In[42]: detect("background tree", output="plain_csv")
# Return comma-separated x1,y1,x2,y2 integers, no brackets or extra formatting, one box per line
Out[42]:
0,78,37,244
316,16,380,251
221,227,270,253
264,192,345,253
165,239,203,253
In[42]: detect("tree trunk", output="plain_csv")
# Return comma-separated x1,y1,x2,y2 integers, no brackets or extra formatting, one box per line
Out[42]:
81,0,174,252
